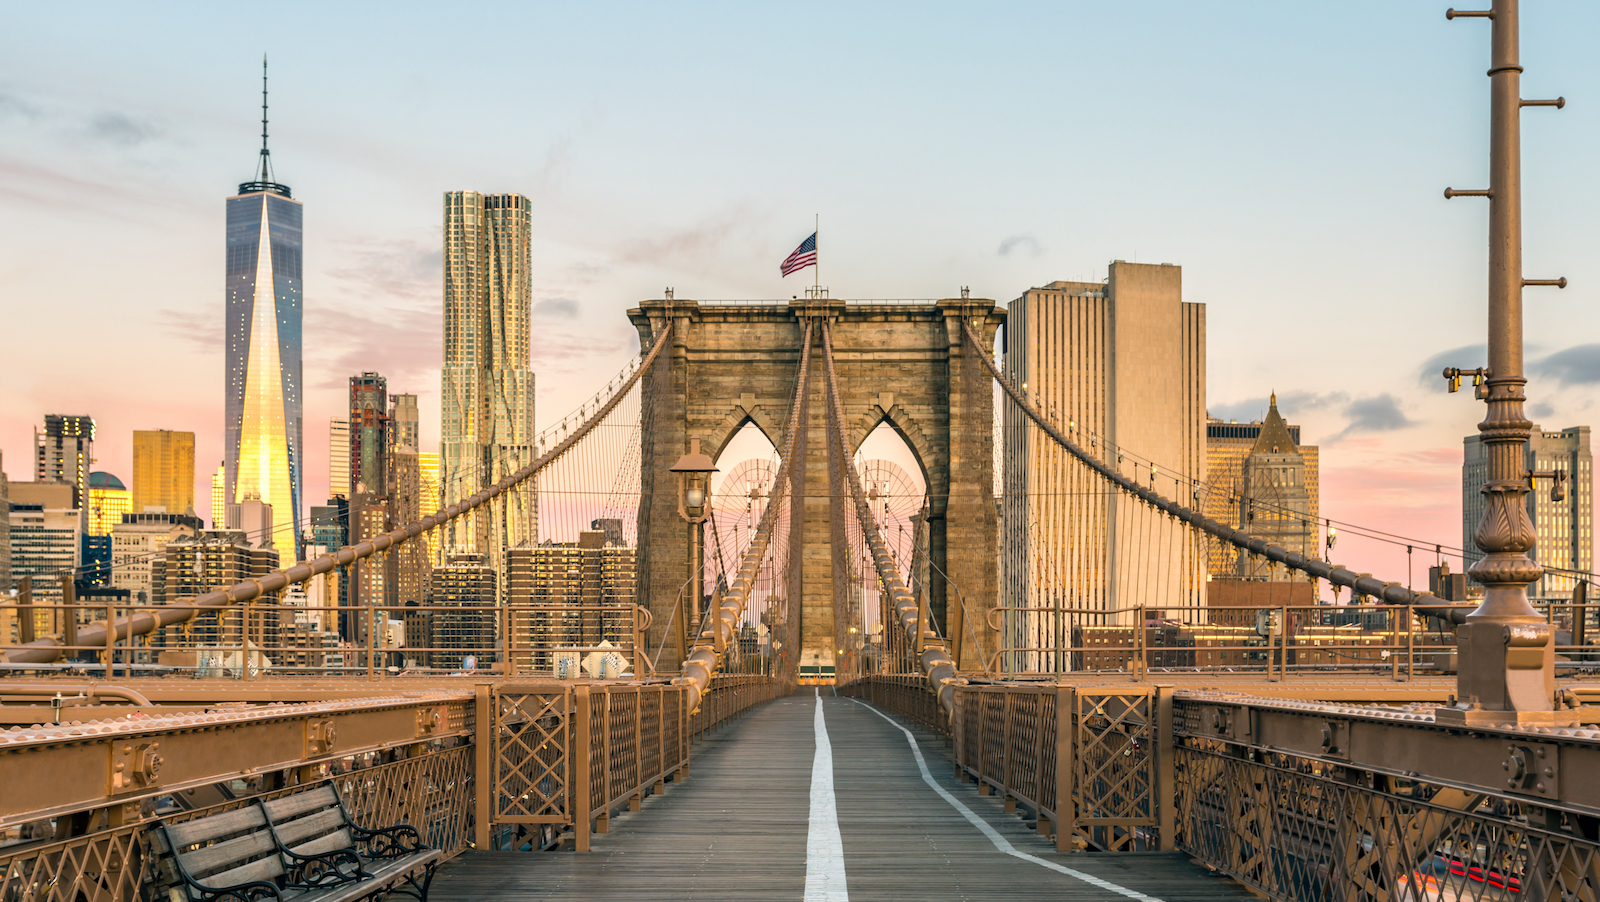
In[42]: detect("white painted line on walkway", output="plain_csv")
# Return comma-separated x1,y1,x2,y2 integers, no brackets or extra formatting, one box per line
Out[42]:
846,699,1164,902
804,690,849,901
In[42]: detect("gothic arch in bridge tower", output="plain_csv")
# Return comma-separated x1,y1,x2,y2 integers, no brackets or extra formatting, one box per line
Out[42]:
629,297,1005,674
848,401,935,490
703,403,788,466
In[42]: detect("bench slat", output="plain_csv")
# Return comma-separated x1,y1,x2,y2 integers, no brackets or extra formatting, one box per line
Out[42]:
177,829,279,879
165,806,268,848
204,853,285,889
287,828,354,860
263,785,341,822
274,807,349,848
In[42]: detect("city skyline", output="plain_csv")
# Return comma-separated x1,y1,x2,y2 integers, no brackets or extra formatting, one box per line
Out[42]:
3,4,1600,581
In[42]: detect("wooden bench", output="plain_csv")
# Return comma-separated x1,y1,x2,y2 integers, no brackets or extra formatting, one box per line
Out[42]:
152,782,440,901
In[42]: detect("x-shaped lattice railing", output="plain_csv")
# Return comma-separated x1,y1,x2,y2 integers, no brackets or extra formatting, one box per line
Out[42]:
1075,692,1154,825
496,692,568,820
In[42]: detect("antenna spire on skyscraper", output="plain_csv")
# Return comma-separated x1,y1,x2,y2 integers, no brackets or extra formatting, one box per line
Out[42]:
239,55,290,197
256,54,274,184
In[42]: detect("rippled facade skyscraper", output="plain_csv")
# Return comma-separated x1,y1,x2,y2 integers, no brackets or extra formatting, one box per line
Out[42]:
224,60,303,562
441,191,536,579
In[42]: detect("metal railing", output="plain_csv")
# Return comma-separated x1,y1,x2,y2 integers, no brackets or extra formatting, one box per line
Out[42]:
0,671,781,900
842,673,1600,900
0,599,676,682
838,674,948,736
989,602,1483,681
0,740,473,902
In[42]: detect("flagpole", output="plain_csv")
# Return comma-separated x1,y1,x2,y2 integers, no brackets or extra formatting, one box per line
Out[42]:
815,213,819,294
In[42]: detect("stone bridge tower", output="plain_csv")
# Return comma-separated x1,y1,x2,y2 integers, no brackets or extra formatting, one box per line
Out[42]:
629,297,1004,674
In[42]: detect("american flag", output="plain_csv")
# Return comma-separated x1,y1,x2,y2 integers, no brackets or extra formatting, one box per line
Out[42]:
780,232,817,277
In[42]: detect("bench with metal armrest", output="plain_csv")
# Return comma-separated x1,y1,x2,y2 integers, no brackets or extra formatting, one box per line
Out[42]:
151,781,440,902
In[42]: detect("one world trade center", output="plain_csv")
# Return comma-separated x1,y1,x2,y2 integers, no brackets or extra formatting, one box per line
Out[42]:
224,58,302,562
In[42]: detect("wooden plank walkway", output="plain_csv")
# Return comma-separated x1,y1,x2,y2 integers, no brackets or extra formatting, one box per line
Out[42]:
430,690,1255,901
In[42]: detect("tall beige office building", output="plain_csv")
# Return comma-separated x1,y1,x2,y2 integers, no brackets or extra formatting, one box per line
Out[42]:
111,511,202,604
1001,262,1206,657
210,463,226,529
1203,399,1320,578
387,393,429,608
441,191,536,579
419,452,441,565
132,430,195,515
1464,425,1592,600
328,417,350,501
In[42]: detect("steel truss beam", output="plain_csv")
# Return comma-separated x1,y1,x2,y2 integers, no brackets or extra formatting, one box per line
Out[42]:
0,690,473,828
1176,691,1600,815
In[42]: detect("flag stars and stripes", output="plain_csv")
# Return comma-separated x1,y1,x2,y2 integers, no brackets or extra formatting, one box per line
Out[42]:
781,232,818,277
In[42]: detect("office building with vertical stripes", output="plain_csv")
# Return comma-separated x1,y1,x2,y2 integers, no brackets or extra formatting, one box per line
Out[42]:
1001,262,1206,653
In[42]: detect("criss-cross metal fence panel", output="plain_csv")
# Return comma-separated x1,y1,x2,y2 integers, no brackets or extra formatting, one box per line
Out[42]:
1175,739,1600,902
1073,689,1156,852
493,688,572,825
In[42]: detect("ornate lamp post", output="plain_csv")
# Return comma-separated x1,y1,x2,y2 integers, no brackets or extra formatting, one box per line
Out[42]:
1442,0,1571,724
671,438,717,668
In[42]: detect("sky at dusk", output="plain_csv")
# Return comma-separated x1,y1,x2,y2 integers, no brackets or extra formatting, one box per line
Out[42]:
4,2,1600,585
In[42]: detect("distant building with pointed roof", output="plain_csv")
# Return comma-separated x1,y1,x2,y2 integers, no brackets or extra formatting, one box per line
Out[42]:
1203,393,1320,580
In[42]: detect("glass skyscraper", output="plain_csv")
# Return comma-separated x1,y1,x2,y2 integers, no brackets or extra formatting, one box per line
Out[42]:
224,61,303,563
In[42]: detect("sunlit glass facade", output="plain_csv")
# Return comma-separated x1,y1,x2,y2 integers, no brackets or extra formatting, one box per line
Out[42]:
224,185,303,562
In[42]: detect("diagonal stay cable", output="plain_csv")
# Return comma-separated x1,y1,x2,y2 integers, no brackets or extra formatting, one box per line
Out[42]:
957,317,1464,624
2,324,676,665
678,320,815,711
820,321,960,716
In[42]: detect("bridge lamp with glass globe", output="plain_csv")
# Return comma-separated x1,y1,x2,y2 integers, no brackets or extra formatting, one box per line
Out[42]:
671,438,718,664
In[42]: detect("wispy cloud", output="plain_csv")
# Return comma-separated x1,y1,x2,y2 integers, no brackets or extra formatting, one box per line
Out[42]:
0,155,155,212
323,237,440,305
533,297,579,319
157,307,218,353
1416,343,1487,386
998,234,1042,258
1208,389,1345,424
1336,393,1414,439
615,206,766,266
85,111,161,147
0,90,41,121
1531,344,1600,386
1210,389,1415,442
306,304,440,389
531,323,638,372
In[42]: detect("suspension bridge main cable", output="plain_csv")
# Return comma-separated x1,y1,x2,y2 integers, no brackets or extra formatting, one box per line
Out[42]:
0,324,677,665
958,317,1467,625
820,321,960,715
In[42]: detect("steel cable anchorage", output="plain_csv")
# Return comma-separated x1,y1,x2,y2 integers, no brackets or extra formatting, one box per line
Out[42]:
1,325,676,665
957,317,1463,624
821,322,959,716
678,320,815,712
